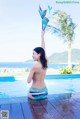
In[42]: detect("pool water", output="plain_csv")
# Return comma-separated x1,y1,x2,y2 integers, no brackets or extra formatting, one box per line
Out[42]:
0,76,80,98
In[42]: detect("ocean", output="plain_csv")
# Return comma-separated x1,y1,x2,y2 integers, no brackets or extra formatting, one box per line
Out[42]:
0,62,75,69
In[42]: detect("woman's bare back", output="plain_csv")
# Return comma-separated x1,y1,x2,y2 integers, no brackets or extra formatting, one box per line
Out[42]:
31,63,46,88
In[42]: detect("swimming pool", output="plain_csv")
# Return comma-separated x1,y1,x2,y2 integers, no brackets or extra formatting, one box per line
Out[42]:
0,75,80,98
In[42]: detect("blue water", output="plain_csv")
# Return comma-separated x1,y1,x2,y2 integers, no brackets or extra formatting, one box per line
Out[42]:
0,62,76,69
0,75,80,98
0,62,34,68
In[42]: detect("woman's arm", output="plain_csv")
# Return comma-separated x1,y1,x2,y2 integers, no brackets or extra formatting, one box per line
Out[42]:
27,66,35,83
41,30,48,59
41,30,45,50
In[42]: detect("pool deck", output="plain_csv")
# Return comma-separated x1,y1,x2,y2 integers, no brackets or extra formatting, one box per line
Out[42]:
0,93,80,119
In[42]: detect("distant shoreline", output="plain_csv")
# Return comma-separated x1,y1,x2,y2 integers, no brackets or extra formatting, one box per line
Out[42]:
0,67,80,77
0,67,58,76
0,62,78,76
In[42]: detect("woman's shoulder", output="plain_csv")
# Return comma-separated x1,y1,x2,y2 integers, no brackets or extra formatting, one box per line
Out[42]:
32,62,42,69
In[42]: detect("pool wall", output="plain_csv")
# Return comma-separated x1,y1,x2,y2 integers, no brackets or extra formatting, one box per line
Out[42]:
0,74,80,82
45,74,80,79
0,76,16,82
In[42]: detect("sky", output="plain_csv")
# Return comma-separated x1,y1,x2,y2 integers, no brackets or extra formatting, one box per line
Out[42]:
0,0,80,62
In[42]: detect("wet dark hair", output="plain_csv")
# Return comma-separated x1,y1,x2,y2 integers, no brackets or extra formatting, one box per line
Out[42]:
33,47,48,69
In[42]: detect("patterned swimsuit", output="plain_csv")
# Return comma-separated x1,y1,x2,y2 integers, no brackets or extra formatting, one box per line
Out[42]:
29,87,48,100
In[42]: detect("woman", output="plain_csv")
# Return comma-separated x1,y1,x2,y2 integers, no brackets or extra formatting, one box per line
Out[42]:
27,30,48,100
